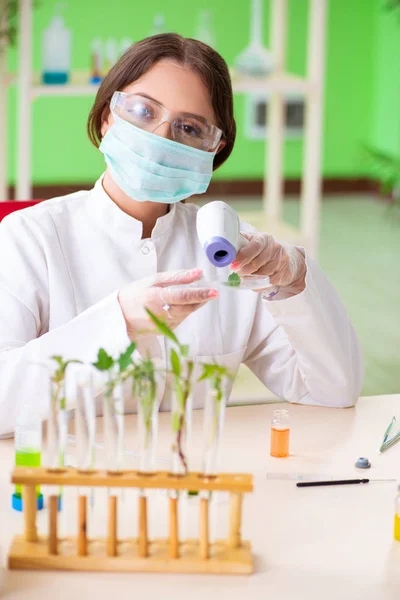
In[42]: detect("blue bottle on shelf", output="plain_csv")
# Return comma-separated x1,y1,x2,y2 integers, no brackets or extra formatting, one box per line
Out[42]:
42,3,72,85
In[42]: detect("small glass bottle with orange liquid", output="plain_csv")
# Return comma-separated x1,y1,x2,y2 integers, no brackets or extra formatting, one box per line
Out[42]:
394,485,400,541
270,409,290,458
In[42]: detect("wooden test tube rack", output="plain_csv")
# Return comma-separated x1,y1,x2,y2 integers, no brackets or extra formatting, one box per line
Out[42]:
8,467,254,575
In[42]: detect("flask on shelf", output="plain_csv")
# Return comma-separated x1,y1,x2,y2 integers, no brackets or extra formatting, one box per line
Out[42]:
90,39,103,85
234,0,274,77
104,39,118,75
119,37,134,58
195,10,216,49
151,14,165,36
42,2,72,85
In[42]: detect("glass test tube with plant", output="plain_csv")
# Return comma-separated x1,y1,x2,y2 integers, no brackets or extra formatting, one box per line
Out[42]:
48,356,81,471
198,363,233,476
129,356,159,474
93,343,136,473
145,308,194,476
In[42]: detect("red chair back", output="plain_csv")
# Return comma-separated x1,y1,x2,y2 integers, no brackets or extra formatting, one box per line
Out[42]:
0,201,41,222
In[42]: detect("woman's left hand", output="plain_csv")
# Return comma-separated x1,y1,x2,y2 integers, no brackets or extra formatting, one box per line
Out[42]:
231,232,307,295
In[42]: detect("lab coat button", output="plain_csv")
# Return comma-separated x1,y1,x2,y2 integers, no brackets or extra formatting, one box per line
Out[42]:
141,245,151,255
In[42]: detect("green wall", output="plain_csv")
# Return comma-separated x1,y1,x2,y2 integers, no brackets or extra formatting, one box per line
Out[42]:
4,0,394,185
369,2,400,156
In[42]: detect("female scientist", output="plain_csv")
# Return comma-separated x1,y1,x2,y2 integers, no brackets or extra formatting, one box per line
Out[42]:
0,34,363,434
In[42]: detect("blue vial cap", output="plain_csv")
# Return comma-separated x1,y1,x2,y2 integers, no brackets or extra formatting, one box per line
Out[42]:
12,493,44,512
355,457,371,469
90,76,103,85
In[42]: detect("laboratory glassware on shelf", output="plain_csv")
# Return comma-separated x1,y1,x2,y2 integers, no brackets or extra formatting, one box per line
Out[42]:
234,0,274,77
41,2,72,84
195,10,216,49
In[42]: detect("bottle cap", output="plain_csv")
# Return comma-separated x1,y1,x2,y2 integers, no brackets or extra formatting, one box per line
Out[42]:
355,457,371,469
12,493,44,511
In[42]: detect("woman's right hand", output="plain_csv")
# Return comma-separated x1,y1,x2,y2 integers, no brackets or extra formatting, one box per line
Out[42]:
118,269,219,341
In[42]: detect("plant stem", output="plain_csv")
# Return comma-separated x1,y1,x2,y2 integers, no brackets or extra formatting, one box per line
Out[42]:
176,413,188,474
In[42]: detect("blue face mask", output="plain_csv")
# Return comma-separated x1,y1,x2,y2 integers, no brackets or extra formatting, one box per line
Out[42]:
99,112,216,203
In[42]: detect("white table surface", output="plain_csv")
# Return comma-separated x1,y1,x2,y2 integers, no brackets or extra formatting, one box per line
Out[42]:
1,395,400,600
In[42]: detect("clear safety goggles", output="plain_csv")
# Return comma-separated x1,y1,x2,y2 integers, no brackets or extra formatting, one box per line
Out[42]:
110,91,224,152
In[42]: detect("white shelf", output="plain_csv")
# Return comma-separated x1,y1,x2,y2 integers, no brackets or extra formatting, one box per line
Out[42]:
25,70,311,99
231,72,311,95
31,71,99,98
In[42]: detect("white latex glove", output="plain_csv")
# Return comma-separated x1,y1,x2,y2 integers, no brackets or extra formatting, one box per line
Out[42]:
118,269,219,341
231,232,307,295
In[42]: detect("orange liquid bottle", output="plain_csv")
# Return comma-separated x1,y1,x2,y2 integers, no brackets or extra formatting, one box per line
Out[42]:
270,410,290,458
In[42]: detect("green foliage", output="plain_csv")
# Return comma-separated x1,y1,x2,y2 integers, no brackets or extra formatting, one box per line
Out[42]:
50,356,82,410
0,1,40,49
93,344,136,415
226,272,241,287
170,348,181,377
117,342,136,372
145,308,180,347
364,146,400,213
93,348,114,371
172,412,181,433
130,356,158,449
385,0,400,13
145,308,195,473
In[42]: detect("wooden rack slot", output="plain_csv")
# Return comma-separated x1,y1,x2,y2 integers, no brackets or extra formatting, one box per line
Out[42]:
77,496,87,556
48,495,58,555
138,495,149,558
228,493,243,549
169,496,179,559
199,496,209,559
23,485,38,543
107,496,118,557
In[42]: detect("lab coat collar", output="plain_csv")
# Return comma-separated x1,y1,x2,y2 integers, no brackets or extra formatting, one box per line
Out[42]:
89,174,178,241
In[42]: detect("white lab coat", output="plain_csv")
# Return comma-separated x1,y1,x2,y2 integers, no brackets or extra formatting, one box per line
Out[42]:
0,176,363,435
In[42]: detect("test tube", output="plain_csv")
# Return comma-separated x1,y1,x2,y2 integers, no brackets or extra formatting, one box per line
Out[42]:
72,364,96,555
103,371,124,473
200,378,228,549
135,369,160,558
13,364,45,511
75,365,96,473
137,377,159,474
170,370,193,476
47,373,68,471
201,380,227,476
270,409,290,458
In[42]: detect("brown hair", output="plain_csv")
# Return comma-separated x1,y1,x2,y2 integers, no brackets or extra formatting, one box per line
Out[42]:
87,33,236,170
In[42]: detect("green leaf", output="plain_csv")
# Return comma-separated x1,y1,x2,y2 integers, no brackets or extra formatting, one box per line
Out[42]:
145,308,180,346
51,355,64,367
172,411,181,433
118,342,136,372
188,490,199,496
170,348,181,377
226,272,241,287
93,348,114,371
180,344,189,358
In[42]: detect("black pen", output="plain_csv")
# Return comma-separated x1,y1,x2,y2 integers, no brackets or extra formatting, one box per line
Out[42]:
296,478,395,488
